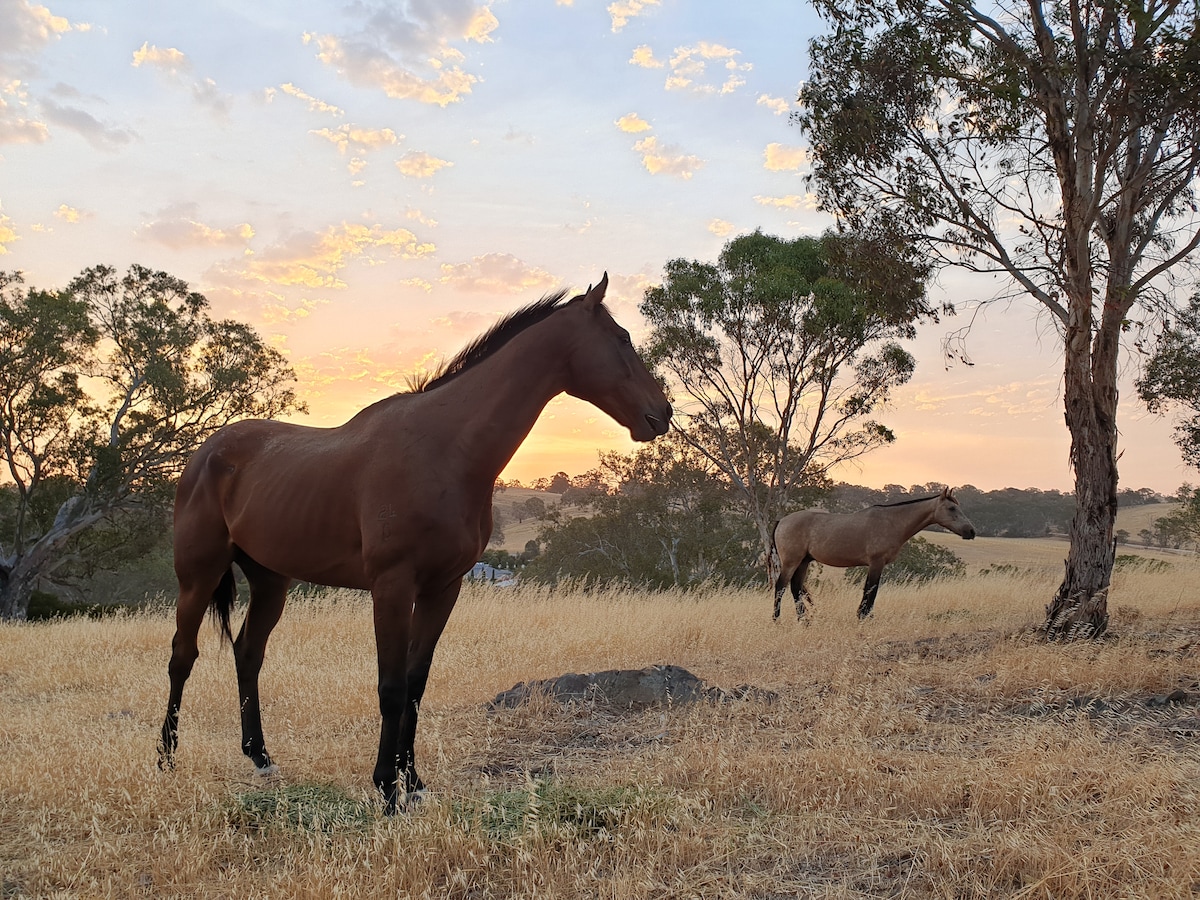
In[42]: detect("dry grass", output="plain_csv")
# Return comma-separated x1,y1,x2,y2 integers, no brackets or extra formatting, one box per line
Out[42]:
2,561,1199,899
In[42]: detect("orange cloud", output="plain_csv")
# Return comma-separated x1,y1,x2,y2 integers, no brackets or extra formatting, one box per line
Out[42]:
240,223,436,289
763,143,808,172
0,214,18,253
310,124,400,155
438,253,560,294
396,151,453,178
608,0,661,32
753,193,818,210
633,135,703,179
279,82,343,116
615,112,651,134
305,33,480,107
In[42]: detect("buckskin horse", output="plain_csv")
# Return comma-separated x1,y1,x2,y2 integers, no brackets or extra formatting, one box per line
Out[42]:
771,487,976,621
157,274,672,811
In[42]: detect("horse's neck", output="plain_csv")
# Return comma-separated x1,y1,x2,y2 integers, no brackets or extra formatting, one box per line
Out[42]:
890,498,938,540
422,327,570,484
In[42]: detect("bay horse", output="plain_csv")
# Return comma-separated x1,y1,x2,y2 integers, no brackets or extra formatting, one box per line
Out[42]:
771,487,976,621
157,274,671,812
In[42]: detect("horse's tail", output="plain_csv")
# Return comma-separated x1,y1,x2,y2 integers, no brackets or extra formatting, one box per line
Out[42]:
210,568,237,646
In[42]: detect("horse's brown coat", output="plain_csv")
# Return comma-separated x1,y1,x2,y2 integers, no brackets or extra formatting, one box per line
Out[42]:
772,487,976,620
157,275,671,810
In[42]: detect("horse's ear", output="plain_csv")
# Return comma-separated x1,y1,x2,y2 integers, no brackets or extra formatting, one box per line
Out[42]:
582,272,609,309
941,486,951,500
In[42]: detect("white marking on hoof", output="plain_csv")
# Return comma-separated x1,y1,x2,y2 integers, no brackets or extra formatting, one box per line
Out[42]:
254,763,280,777
406,787,428,806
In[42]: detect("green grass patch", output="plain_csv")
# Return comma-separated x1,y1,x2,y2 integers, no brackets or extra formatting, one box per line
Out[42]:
453,779,674,842
226,781,375,834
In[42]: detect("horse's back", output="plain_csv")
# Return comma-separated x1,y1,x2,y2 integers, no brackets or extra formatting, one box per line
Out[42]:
774,507,873,568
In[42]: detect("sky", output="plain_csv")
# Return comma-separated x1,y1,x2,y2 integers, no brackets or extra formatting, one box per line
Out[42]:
0,0,1190,494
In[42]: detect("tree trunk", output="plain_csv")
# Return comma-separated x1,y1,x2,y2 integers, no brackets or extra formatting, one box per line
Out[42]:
0,566,36,621
1045,320,1118,641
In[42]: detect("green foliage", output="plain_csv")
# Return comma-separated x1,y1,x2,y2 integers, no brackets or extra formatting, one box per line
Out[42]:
524,431,759,589
1138,297,1200,469
1113,555,1174,574
844,536,966,585
640,230,931,565
0,265,306,619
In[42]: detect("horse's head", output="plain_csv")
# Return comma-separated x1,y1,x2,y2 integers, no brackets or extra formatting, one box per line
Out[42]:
934,487,976,539
562,273,672,442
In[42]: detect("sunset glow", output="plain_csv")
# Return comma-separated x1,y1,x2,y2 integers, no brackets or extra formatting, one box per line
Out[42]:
0,1,1187,492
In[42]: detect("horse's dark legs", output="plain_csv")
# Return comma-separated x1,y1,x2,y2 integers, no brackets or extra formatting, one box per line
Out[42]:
371,570,417,814
772,568,790,620
233,562,290,773
791,556,814,619
158,589,209,769
396,578,463,798
858,566,883,619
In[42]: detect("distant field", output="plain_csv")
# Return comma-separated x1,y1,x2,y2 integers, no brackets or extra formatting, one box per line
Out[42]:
3,566,1198,898
494,490,1190,568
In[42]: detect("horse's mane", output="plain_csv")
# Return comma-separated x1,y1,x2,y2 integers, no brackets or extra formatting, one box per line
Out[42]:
871,494,941,508
413,288,576,392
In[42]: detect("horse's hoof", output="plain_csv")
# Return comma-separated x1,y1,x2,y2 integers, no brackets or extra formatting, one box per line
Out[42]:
254,763,281,778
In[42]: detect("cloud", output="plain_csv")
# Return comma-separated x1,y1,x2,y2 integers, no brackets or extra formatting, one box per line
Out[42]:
260,296,328,325
708,219,734,237
406,208,439,228
664,42,751,95
0,2,85,145
608,0,660,32
763,142,808,172
0,213,18,253
54,204,81,223
754,193,818,210
310,123,400,155
632,135,703,179
279,82,343,116
396,150,453,178
629,45,663,69
40,98,135,149
0,91,49,144
757,94,791,115
438,253,560,294
131,42,189,75
137,206,254,249
305,2,497,107
0,2,74,59
615,112,651,134
239,223,436,289
130,41,232,116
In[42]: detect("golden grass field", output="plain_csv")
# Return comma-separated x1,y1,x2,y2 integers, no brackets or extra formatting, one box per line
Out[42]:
2,544,1198,898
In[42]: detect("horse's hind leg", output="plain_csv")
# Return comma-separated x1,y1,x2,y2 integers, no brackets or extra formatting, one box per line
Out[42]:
159,569,233,770
772,567,792,620
792,556,815,620
233,557,290,774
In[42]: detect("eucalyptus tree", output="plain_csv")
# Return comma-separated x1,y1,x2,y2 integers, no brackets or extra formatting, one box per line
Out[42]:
795,0,1200,638
639,229,934,574
0,265,304,619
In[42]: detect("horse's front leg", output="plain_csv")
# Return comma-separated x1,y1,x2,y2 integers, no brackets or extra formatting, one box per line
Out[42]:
371,570,416,814
397,578,463,799
857,566,883,619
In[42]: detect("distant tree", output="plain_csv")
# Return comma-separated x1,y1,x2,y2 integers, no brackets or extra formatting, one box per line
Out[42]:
1138,296,1200,469
795,0,1200,639
525,431,758,588
1145,485,1200,547
640,229,934,579
0,265,304,620
522,539,540,561
521,497,547,521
